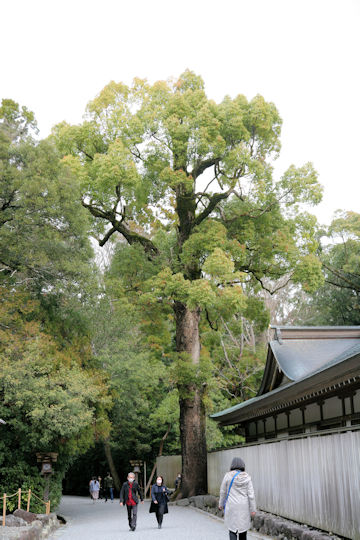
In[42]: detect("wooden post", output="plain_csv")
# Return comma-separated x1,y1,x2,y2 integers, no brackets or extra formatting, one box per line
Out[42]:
18,488,21,510
144,462,146,498
2,494,6,527
27,489,31,512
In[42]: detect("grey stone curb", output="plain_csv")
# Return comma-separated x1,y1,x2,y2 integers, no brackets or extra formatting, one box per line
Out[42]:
172,496,342,540
183,504,271,540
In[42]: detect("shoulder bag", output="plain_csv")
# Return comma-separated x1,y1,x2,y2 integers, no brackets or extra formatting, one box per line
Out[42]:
224,471,240,513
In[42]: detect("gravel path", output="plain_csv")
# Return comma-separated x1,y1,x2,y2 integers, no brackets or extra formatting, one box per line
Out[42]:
48,496,271,540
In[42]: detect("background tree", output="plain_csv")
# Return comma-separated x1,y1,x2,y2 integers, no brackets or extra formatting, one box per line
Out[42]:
53,71,323,496
0,100,110,507
0,289,110,510
63,250,180,495
0,99,92,292
293,211,360,325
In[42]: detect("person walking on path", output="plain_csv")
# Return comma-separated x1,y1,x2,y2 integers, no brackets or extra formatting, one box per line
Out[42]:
120,472,144,531
174,473,182,491
219,457,256,540
98,476,103,499
149,476,170,529
89,477,100,503
104,472,114,502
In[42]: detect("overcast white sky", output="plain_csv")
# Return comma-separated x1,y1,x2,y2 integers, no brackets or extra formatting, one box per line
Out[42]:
1,0,359,225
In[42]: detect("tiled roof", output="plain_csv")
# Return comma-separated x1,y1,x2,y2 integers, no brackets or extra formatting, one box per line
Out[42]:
211,327,360,425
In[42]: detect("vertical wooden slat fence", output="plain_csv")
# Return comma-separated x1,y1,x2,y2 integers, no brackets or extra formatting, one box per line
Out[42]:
156,428,360,540
206,430,360,540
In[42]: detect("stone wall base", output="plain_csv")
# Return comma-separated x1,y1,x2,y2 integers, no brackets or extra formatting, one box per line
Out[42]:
172,496,343,540
0,511,60,540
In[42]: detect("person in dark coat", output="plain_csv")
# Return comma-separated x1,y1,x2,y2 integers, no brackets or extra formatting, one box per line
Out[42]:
120,472,144,531
174,473,182,490
104,472,114,502
149,476,170,529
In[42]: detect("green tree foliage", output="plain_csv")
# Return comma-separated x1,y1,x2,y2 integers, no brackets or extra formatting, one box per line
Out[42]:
90,283,179,461
0,289,110,510
297,211,360,325
52,71,324,496
0,100,110,509
0,99,92,292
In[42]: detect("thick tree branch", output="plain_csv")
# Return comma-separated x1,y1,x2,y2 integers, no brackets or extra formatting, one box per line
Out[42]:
194,188,234,227
325,278,360,292
111,220,159,257
82,199,159,257
82,200,112,220
192,157,220,180
98,227,117,247
1,190,17,211
323,262,360,292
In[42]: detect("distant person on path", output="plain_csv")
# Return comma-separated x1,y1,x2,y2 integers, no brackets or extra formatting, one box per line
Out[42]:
89,477,100,503
120,472,144,531
219,457,256,540
104,472,114,502
174,472,182,491
149,476,170,529
98,476,103,499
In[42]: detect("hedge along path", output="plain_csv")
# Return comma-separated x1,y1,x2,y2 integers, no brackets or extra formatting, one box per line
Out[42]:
1,488,50,526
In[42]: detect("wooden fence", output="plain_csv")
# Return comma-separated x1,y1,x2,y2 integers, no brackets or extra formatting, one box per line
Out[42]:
1,488,50,526
157,428,360,540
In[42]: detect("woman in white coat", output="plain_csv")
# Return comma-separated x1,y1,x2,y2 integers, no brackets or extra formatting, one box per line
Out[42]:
219,457,256,540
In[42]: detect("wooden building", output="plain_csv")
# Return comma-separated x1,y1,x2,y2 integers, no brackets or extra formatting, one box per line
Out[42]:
212,326,360,441
210,326,360,539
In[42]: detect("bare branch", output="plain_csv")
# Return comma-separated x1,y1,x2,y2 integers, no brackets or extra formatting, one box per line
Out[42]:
220,336,234,370
245,270,292,295
77,144,94,161
205,309,218,331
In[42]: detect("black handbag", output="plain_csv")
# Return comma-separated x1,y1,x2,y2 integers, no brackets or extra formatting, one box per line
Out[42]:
149,500,157,513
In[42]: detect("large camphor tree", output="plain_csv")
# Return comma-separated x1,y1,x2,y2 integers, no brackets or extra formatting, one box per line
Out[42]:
54,71,323,496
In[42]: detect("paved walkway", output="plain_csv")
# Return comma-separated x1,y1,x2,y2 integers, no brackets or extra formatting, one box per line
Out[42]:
48,496,272,540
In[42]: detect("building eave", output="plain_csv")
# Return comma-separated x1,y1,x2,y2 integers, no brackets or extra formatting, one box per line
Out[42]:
211,346,360,426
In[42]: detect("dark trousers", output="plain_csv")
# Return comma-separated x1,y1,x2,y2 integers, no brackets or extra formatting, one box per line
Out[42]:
229,531,247,540
155,503,166,525
105,487,114,501
127,504,138,529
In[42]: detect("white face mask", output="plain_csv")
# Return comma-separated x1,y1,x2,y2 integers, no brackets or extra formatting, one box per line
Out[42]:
128,478,134,483
156,480,162,485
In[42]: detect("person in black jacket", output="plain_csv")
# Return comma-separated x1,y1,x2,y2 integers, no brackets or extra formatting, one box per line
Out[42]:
174,473,182,491
149,476,170,529
120,472,144,531
104,472,114,502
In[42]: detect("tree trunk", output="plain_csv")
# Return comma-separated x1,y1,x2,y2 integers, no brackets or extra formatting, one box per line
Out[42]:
103,438,121,492
174,302,207,497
